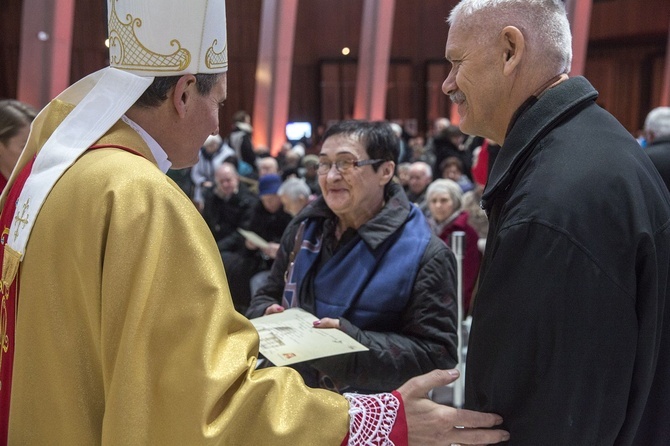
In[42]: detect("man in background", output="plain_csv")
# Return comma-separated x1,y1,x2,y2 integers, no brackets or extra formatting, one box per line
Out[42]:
644,106,670,190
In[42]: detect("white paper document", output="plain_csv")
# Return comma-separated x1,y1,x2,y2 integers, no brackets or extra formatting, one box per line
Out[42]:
249,308,369,366
237,228,270,249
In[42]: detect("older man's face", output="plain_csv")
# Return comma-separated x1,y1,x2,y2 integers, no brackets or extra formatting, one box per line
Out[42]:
408,166,431,194
215,166,238,198
442,21,503,142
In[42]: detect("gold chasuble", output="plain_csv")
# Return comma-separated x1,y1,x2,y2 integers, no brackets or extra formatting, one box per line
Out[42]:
2,100,350,444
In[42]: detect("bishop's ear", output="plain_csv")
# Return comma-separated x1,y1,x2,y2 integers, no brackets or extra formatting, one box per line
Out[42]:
501,26,524,75
172,74,198,118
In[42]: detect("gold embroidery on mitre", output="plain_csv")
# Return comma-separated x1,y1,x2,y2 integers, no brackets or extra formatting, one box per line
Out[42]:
108,0,191,72
205,39,228,70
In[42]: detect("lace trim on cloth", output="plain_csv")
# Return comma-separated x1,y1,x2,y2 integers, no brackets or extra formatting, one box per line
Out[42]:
344,392,400,446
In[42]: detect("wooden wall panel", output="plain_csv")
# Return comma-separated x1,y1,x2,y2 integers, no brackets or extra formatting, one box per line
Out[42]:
590,0,669,42
585,42,666,132
0,0,24,99
386,62,414,121
221,0,262,136
426,62,451,125
70,0,107,85
2,0,668,138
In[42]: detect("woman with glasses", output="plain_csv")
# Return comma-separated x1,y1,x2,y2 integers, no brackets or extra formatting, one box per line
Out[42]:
247,120,458,394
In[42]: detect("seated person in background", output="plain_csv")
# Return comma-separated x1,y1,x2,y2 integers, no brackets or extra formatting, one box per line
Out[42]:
643,106,670,190
203,162,259,253
190,134,234,211
278,177,312,217
281,148,303,180
440,156,474,192
432,125,469,180
257,155,279,178
462,185,489,253
396,162,411,193
406,161,433,215
225,174,292,313
301,154,321,195
247,120,458,394
426,179,482,315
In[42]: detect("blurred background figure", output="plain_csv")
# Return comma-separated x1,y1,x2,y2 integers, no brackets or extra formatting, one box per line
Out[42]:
301,154,321,195
191,134,235,211
390,122,412,164
257,155,279,178
203,162,259,252
0,99,37,191
281,148,303,180
426,179,482,315
643,106,670,191
396,162,411,193
228,110,256,178
423,117,451,168
432,125,469,182
439,156,474,192
406,161,433,215
224,173,292,313
278,177,312,217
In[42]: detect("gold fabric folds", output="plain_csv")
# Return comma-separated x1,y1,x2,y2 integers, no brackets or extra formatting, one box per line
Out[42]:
7,100,349,444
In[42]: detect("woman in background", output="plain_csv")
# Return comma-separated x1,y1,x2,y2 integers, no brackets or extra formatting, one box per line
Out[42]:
0,100,37,191
427,179,482,315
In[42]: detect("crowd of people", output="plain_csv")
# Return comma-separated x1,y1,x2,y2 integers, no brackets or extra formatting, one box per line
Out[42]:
2,0,670,444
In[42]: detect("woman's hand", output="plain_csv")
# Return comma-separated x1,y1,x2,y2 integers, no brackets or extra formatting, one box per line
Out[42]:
313,317,340,329
264,304,285,315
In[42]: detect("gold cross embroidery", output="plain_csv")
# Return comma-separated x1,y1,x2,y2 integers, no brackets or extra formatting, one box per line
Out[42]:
13,199,30,240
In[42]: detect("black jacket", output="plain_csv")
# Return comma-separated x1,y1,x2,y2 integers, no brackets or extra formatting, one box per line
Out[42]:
247,183,458,393
645,136,670,191
466,76,670,445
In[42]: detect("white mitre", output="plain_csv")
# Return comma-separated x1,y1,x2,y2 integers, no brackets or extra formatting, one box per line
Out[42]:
1,0,228,260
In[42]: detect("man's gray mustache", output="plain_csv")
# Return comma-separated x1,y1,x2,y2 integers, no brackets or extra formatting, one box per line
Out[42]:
449,91,466,104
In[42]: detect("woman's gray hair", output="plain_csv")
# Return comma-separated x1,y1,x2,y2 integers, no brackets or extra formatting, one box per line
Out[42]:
448,0,572,74
426,179,463,211
277,177,311,201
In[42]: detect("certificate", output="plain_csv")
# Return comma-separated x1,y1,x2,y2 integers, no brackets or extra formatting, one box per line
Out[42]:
237,228,270,249
249,308,369,366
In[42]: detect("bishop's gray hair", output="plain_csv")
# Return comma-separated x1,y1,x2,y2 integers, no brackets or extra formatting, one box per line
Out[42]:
448,0,572,74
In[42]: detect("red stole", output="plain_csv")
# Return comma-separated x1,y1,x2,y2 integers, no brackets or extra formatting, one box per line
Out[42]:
0,156,36,445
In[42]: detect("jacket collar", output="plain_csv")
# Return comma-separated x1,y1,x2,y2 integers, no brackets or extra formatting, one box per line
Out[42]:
481,76,598,211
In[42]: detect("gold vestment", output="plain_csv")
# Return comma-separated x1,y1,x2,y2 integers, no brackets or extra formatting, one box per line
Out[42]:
6,100,349,444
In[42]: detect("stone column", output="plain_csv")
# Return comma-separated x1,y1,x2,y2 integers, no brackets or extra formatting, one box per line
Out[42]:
353,0,396,121
17,0,75,107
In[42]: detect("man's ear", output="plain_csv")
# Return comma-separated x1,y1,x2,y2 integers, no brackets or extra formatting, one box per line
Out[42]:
501,25,524,76
172,74,198,119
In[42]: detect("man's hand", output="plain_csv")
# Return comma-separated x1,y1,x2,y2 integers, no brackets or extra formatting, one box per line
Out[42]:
398,369,509,445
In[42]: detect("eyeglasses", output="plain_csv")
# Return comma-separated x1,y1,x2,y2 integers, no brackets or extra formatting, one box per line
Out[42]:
317,158,384,175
